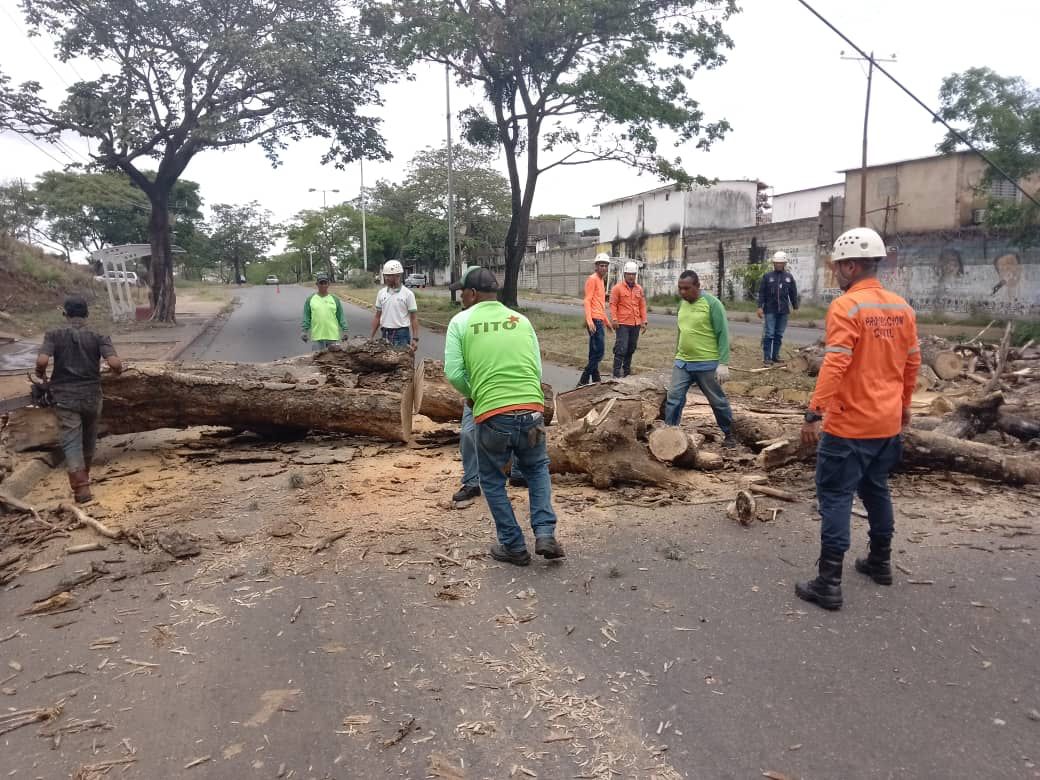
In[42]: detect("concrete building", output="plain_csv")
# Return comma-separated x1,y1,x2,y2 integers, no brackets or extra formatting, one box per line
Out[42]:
594,181,760,296
840,151,1018,234
772,183,844,223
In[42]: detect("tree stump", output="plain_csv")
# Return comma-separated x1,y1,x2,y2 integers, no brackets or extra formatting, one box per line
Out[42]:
554,374,668,425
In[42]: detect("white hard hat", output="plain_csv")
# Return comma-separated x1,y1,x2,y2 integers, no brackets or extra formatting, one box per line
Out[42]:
772,251,788,264
594,252,611,264
623,261,639,274
833,228,886,261
382,260,404,275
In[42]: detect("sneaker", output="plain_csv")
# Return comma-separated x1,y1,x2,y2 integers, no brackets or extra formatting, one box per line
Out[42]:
535,536,565,559
721,433,738,449
489,543,531,566
451,484,481,502
508,474,528,488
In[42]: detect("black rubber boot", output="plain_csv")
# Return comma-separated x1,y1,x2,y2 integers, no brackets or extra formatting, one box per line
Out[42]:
578,369,590,387
535,536,565,559
855,535,893,585
590,369,602,383
795,547,844,610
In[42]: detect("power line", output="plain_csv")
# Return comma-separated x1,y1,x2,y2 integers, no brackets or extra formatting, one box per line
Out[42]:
794,0,1040,209
0,4,74,90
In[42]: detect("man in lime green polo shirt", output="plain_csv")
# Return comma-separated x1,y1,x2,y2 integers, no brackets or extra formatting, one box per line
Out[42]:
444,266,564,567
663,270,735,447
301,274,348,350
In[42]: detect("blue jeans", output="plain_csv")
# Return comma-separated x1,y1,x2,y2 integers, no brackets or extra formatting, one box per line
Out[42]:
762,312,789,362
581,320,606,383
664,364,733,433
612,324,641,377
311,339,337,352
461,404,479,488
381,326,411,346
816,433,903,553
476,411,557,551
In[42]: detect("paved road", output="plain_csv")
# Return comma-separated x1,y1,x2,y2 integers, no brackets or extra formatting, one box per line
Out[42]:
187,283,580,388
423,287,822,345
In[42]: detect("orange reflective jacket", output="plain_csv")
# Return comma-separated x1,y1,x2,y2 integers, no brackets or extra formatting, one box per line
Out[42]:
809,278,921,439
584,273,608,329
609,281,647,326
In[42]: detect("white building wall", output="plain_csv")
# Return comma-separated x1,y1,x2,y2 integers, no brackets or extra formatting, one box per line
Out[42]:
772,184,843,223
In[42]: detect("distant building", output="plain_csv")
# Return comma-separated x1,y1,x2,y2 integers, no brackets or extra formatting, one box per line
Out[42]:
772,183,844,223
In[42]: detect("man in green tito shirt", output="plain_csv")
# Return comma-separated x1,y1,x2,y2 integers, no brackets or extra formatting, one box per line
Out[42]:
301,274,348,350
664,270,736,447
444,266,564,567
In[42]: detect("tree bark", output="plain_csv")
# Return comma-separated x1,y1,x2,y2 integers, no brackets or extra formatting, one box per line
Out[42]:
920,343,963,380
546,399,693,489
147,186,177,323
10,341,416,446
902,429,1040,485
554,374,668,425
996,409,1040,441
935,392,1004,439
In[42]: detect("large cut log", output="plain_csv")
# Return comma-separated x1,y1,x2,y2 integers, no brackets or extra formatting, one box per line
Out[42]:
412,358,554,425
730,412,789,449
4,407,62,452
9,339,416,446
903,429,1040,485
546,399,694,489
996,409,1040,441
754,428,1040,485
920,342,963,381
554,374,668,425
646,426,720,470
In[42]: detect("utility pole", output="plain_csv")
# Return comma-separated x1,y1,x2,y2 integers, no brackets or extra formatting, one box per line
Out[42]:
445,63,458,304
360,159,369,273
308,187,339,280
841,50,896,227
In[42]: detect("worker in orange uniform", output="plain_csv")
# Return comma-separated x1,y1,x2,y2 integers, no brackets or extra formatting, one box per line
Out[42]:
609,260,647,378
795,227,920,611
578,253,614,385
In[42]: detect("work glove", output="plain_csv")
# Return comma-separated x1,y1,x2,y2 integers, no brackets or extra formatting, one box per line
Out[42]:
300,331,309,343
715,364,730,383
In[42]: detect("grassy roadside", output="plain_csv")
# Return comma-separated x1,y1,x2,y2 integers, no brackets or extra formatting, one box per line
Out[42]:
333,284,816,397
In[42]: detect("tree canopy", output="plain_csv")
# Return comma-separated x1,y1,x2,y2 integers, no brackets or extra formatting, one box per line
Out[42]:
938,67,1040,244
0,0,393,320
207,202,275,284
368,0,737,305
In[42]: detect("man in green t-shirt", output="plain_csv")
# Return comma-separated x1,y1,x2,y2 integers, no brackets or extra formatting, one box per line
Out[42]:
301,274,348,350
444,266,564,566
663,270,736,447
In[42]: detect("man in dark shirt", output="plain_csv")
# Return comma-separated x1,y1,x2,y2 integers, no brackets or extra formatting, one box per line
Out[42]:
756,251,800,365
35,295,122,503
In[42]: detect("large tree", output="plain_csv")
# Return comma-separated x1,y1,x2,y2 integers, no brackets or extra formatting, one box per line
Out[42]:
369,0,736,306
938,68,1040,245
0,0,392,321
208,202,274,284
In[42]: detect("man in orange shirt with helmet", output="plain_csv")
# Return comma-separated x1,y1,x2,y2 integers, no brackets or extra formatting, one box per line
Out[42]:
795,227,921,611
609,260,647,378
578,253,614,385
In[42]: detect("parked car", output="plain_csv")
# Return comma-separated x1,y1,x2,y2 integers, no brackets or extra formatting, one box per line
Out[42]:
404,272,428,288
265,274,279,285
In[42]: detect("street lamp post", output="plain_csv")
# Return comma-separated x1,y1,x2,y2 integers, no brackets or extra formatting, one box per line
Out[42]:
308,187,340,280
360,160,369,273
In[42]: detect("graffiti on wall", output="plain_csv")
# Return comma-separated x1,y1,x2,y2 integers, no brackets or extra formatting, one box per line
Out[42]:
817,240,1039,319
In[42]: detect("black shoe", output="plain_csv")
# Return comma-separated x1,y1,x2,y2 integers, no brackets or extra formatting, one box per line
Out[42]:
508,474,528,488
795,547,844,610
535,536,565,559
854,535,893,585
489,543,531,566
590,370,602,383
578,370,590,387
452,484,481,503
721,433,738,449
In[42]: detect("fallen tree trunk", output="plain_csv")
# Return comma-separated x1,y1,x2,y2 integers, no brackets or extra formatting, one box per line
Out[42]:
935,392,1004,439
997,408,1040,441
554,374,668,425
546,399,693,489
412,358,554,425
8,340,416,446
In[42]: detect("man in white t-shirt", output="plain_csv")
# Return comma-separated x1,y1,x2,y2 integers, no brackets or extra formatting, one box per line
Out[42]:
370,260,419,350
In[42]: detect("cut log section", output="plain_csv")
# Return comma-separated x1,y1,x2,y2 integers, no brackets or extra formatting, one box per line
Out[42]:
726,490,756,526
546,399,693,489
919,343,964,381
646,426,721,470
8,339,416,446
554,374,668,425
412,358,554,425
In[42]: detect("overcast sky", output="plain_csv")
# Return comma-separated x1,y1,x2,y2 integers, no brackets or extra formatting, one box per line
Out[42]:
1,0,1036,230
